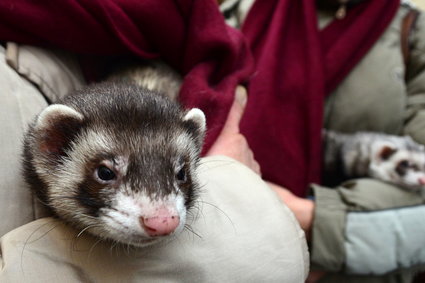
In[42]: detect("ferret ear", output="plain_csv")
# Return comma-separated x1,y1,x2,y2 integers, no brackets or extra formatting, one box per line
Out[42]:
183,108,206,133
183,108,206,148
372,141,397,162
33,104,84,156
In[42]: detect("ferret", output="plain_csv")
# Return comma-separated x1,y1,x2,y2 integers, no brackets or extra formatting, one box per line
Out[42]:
323,130,425,192
107,60,182,101
22,71,206,247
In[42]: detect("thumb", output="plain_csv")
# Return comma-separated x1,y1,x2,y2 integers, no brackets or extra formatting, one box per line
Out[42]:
221,85,248,135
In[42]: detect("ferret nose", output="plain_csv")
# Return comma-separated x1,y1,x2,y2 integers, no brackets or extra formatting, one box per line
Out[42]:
419,177,425,185
139,213,180,237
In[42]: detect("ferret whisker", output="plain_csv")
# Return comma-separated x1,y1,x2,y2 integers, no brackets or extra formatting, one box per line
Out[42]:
197,182,207,190
22,220,61,245
33,198,51,208
184,224,202,240
109,239,121,254
20,220,62,273
77,224,99,238
70,224,105,253
199,200,235,231
186,200,202,223
87,237,105,259
125,242,132,256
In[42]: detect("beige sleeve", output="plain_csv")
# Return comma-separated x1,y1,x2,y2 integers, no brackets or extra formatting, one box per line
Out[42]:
0,45,49,237
310,178,425,283
0,43,86,238
0,156,309,283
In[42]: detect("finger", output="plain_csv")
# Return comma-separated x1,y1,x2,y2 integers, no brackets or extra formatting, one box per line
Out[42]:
221,85,247,135
253,160,261,175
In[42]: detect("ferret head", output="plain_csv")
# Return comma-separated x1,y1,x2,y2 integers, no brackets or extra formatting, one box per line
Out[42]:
369,138,425,191
23,83,206,247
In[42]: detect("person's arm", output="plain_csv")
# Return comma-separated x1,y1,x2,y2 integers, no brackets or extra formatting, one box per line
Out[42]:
307,10,425,276
403,12,425,142
271,176,425,276
310,179,425,274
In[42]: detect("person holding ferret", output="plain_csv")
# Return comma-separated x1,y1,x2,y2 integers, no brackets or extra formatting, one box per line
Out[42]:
0,0,425,282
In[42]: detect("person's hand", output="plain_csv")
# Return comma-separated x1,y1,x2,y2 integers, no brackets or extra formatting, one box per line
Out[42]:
267,182,314,237
206,86,261,175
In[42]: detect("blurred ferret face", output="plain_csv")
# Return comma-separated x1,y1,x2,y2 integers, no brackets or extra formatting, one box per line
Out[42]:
369,142,425,191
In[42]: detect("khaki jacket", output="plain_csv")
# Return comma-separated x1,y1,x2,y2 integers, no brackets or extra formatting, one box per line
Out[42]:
221,1,425,282
312,4,425,282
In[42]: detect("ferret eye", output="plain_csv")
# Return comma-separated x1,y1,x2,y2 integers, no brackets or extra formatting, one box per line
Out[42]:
97,166,116,181
176,168,187,183
399,160,410,169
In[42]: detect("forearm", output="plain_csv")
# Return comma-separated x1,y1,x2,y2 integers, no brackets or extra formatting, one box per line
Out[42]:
311,179,425,274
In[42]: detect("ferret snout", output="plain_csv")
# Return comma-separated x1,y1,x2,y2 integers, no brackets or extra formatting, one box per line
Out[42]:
418,176,425,185
140,208,180,237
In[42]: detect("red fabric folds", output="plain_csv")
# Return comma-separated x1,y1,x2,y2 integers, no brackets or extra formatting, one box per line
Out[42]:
0,0,400,196
0,0,254,155
241,0,400,196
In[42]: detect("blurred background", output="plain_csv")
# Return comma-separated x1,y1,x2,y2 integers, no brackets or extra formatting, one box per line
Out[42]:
413,0,425,9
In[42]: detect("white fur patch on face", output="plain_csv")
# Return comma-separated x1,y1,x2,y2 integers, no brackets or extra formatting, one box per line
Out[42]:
58,130,111,174
397,151,425,189
370,141,397,163
99,190,187,246
113,156,129,176
42,129,118,214
77,129,114,155
402,170,425,188
370,149,425,190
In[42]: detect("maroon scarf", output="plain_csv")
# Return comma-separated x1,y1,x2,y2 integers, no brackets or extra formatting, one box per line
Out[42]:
241,0,400,195
0,0,399,196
